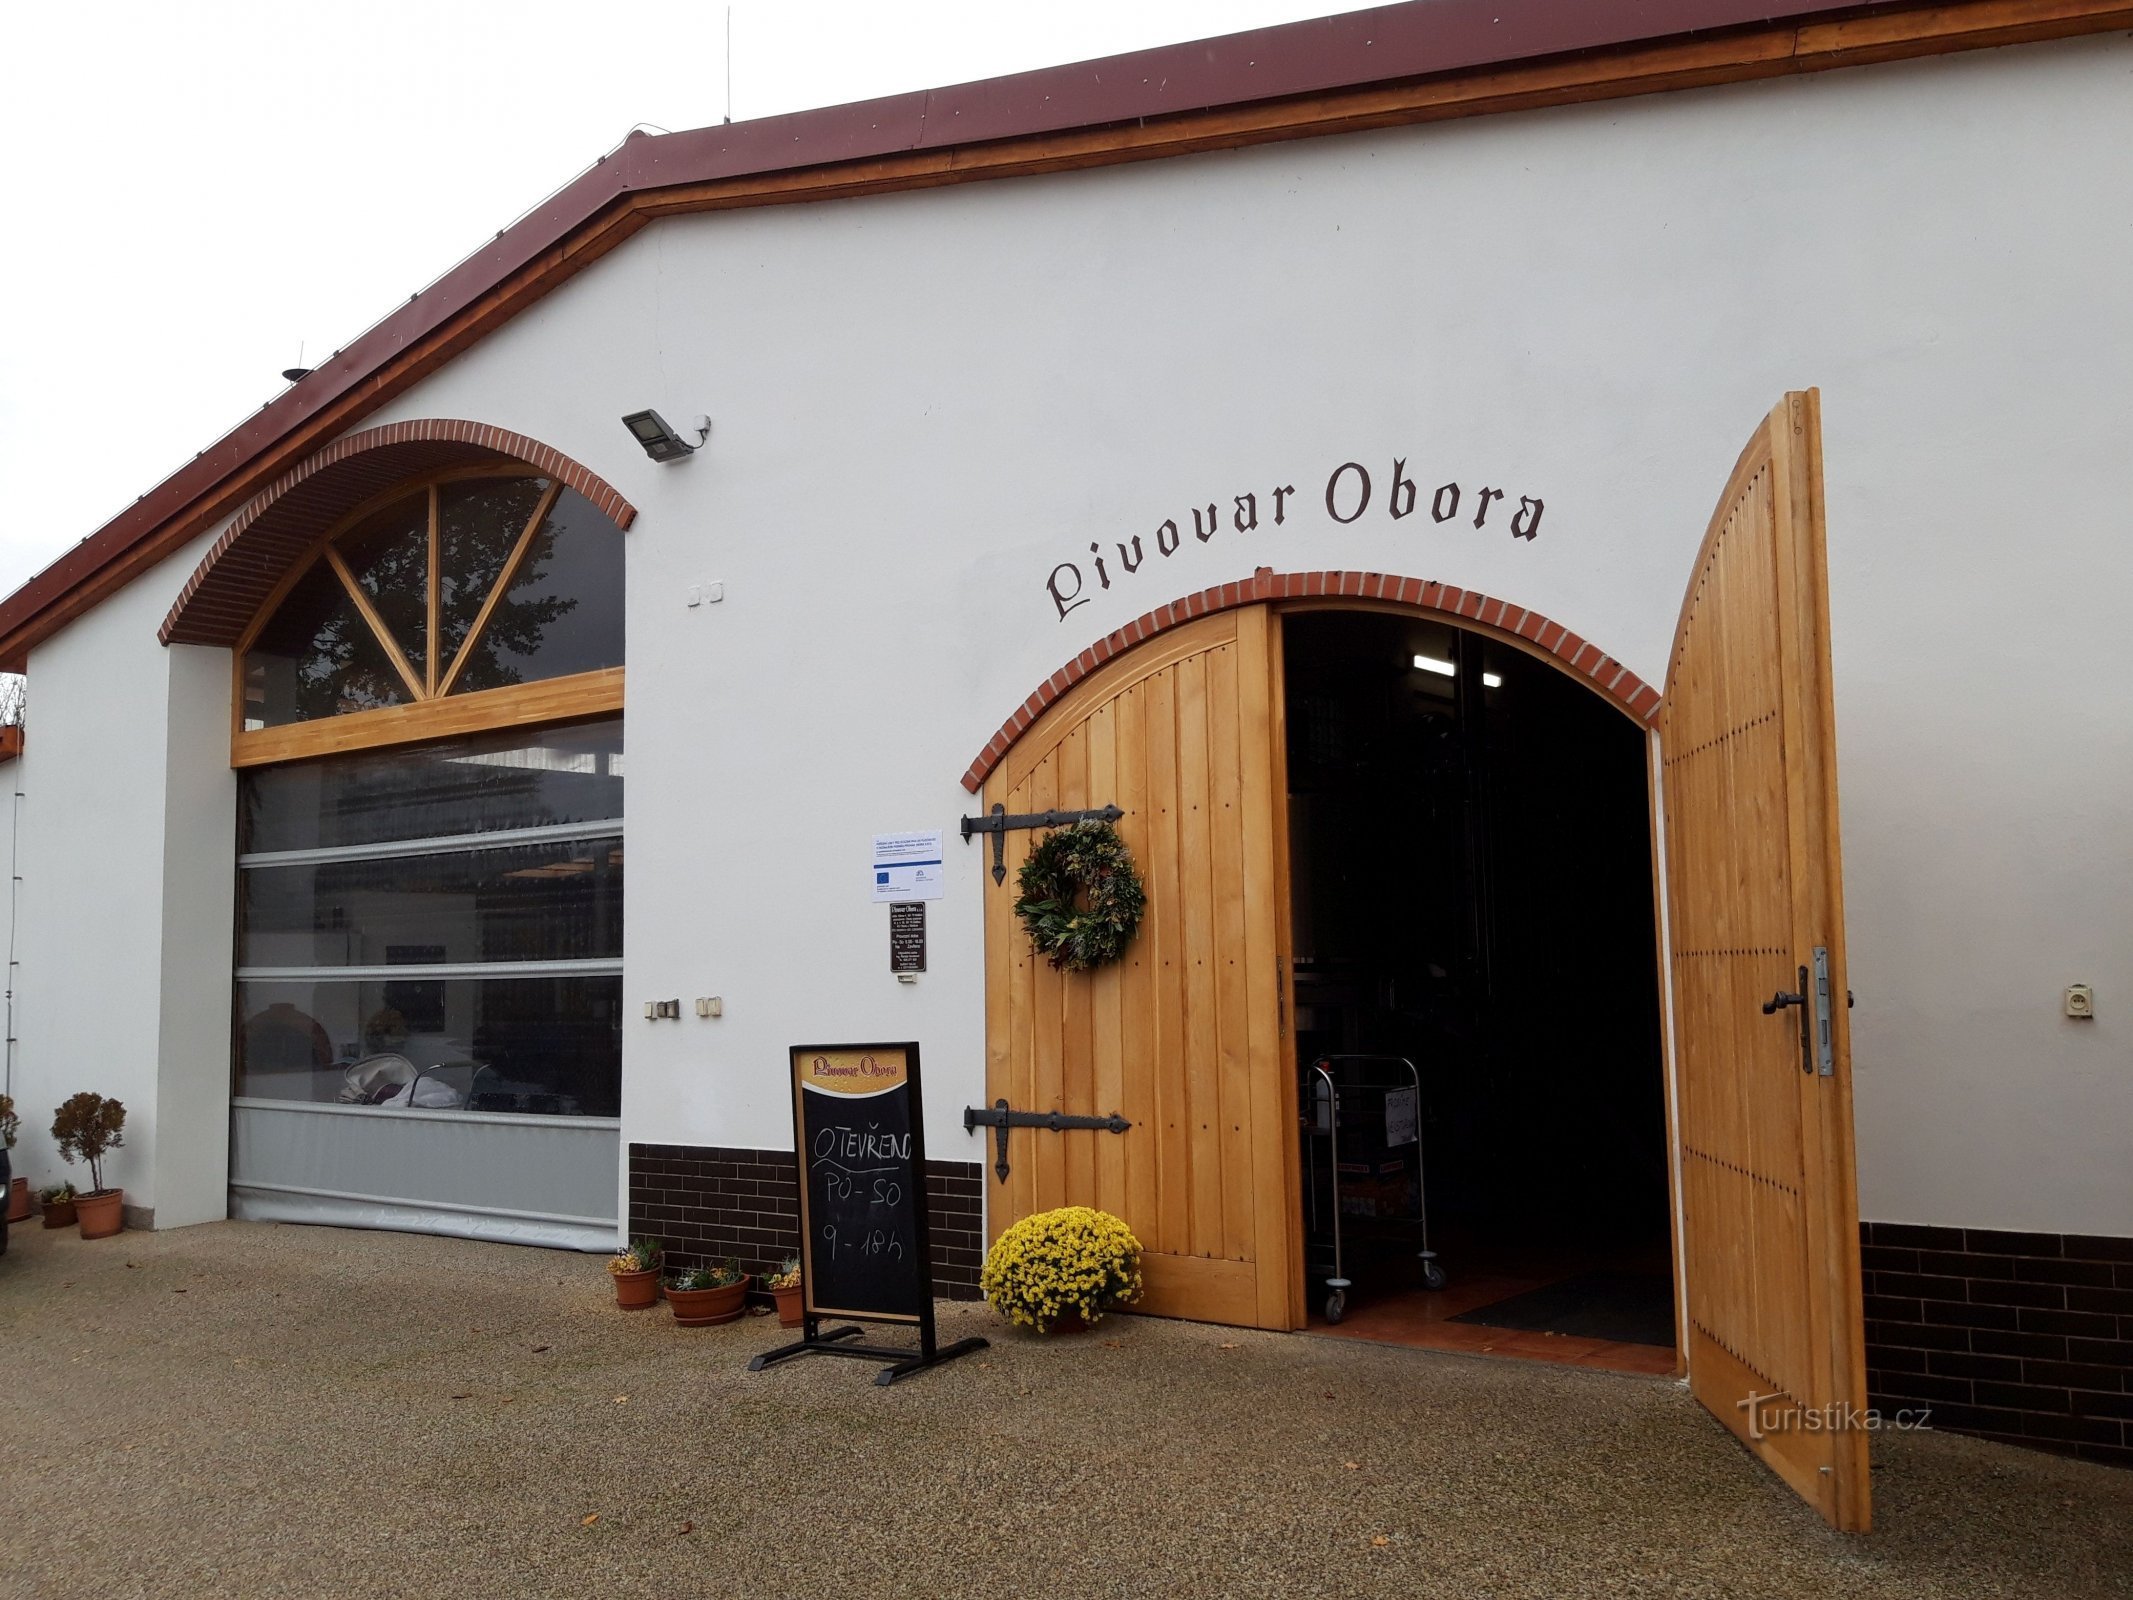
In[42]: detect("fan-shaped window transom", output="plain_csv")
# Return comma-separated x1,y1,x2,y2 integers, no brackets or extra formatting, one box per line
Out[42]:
240,472,624,731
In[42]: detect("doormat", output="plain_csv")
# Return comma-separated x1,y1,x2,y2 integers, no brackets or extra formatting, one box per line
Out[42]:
1448,1271,1676,1348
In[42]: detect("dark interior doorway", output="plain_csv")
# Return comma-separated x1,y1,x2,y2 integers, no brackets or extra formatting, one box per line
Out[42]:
1283,609,1674,1371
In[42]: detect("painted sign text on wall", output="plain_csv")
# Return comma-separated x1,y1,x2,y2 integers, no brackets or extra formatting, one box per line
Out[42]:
1045,457,1545,622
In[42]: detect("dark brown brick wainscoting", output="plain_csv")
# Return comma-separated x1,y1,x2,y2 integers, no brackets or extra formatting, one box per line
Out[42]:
627,1144,984,1300
1862,1222,2133,1468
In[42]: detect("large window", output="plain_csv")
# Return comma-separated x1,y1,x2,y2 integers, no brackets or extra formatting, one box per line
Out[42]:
233,719,623,1117
241,475,624,730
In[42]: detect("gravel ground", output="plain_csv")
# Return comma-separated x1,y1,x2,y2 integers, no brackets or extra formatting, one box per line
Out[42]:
2,1219,2128,1600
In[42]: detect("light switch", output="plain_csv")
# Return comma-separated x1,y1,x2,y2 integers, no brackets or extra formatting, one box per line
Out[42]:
704,581,724,604
696,996,724,1018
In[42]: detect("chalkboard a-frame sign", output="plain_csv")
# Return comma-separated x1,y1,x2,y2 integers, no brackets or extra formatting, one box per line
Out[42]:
748,1042,987,1385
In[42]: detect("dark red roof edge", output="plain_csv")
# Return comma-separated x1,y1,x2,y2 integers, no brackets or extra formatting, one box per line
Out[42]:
0,0,1977,657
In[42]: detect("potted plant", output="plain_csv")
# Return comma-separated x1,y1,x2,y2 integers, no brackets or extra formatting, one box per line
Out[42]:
50,1092,126,1239
765,1255,804,1328
980,1205,1144,1334
665,1258,749,1326
0,1094,24,1226
39,1181,77,1230
606,1237,663,1310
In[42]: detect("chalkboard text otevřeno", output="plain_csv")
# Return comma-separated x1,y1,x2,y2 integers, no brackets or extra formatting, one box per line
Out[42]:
812,1122,910,1267
754,1041,986,1384
792,1044,930,1323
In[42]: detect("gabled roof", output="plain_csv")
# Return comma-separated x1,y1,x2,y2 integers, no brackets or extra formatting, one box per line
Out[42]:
2,0,2123,669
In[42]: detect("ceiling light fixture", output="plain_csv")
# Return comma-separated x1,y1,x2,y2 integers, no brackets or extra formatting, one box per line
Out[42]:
1412,655,1505,689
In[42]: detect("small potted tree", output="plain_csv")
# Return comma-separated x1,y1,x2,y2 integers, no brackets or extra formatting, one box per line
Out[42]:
765,1255,805,1327
606,1237,663,1309
665,1258,749,1326
0,1094,25,1226
50,1092,127,1239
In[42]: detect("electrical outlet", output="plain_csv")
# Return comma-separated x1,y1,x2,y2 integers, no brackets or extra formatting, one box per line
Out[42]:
2064,984,2094,1019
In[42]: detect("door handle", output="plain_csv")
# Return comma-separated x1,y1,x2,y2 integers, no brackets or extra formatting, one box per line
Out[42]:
1763,963,1815,1075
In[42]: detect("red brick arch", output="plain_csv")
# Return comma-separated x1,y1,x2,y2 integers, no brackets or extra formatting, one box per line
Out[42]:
960,567,1659,793
160,419,636,648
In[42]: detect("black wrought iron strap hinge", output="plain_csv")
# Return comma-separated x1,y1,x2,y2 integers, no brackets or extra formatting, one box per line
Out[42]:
964,1099,1132,1182
959,802,1124,884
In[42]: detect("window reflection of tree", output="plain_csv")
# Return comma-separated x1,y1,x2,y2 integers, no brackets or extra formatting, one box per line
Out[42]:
249,473,619,730
451,520,577,694
438,478,555,673
338,496,430,682
280,564,405,720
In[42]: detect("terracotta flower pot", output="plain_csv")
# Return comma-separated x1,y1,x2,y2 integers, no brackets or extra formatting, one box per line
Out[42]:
611,1266,661,1310
5,1176,28,1224
667,1275,751,1327
76,1188,124,1240
771,1283,804,1328
42,1197,77,1229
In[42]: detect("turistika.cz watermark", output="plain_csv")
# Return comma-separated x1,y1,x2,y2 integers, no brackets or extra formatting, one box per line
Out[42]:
1736,1392,1932,1440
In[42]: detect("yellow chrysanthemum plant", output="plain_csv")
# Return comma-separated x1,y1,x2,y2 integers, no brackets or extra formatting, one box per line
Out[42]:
980,1205,1144,1332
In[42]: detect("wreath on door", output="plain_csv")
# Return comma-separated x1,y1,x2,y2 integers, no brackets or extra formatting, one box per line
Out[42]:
1015,819,1147,972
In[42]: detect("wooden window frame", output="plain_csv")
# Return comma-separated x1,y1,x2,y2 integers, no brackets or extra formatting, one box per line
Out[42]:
230,465,622,769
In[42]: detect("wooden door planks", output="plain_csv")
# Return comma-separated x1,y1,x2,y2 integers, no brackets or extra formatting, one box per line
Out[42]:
982,609,1297,1328
1660,391,1869,1532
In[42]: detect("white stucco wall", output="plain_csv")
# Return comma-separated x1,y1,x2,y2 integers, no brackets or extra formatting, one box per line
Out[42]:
347,35,2133,1235
154,644,238,1226
12,537,233,1221
1,733,18,1171
12,33,2128,1239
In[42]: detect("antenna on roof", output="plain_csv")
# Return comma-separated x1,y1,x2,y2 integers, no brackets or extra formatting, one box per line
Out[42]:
281,341,311,384
724,6,732,124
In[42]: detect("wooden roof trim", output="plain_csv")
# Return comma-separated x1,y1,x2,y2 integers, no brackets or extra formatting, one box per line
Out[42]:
2,0,2127,669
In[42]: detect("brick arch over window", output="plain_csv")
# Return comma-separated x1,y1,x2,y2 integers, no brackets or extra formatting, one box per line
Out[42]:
160,419,636,648
960,567,1659,792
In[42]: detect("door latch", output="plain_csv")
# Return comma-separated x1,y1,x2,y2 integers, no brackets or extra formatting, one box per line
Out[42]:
1810,946,1836,1077
1763,952,1837,1076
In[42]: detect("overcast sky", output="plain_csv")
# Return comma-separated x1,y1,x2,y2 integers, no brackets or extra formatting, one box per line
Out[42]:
0,0,1375,607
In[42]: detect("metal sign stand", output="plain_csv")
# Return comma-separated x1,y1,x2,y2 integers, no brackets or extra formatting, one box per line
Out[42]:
748,1304,986,1387
751,1040,986,1386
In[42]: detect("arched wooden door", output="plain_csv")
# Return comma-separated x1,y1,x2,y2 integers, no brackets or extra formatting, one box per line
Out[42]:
1661,390,1870,1532
980,607,1301,1330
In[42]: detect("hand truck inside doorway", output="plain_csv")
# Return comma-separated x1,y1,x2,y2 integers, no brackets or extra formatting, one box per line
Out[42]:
1302,1054,1445,1324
